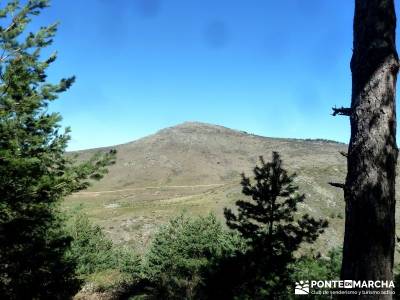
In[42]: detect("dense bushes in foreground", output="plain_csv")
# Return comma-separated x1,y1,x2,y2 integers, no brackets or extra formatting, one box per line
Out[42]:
62,153,336,299
67,214,141,292
124,213,339,300
67,213,341,299
142,214,246,299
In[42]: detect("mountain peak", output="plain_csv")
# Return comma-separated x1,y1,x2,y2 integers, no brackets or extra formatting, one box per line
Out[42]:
157,121,244,136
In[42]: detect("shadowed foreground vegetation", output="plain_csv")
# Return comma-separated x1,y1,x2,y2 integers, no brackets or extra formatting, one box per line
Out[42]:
72,153,340,299
72,211,342,300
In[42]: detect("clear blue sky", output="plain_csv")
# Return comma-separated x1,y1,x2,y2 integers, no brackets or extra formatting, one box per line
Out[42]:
35,0,399,150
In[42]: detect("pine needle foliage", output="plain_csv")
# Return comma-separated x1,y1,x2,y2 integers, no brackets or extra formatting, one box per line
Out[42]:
220,152,329,298
0,1,115,299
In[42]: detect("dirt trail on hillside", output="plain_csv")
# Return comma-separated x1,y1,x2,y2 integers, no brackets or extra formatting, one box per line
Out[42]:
75,183,229,195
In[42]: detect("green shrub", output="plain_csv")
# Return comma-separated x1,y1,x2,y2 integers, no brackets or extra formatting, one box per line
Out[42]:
143,213,244,299
291,248,342,282
66,214,141,289
287,248,342,299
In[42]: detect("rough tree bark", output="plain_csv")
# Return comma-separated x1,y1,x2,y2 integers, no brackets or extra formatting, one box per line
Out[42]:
339,0,399,299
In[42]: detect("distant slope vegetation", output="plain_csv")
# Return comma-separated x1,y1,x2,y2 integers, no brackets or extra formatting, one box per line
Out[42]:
65,122,400,254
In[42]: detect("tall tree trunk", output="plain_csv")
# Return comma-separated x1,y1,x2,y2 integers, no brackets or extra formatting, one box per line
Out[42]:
341,0,399,298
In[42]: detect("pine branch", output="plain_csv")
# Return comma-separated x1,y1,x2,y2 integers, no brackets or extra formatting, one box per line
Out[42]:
3,18,17,33
328,182,345,189
339,151,348,158
332,106,352,116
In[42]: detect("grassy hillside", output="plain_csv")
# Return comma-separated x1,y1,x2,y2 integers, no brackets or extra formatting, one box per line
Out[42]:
64,122,394,254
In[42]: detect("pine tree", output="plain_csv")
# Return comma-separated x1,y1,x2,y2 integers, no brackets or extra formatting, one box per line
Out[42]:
0,1,115,299
331,1,398,298
222,152,328,298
